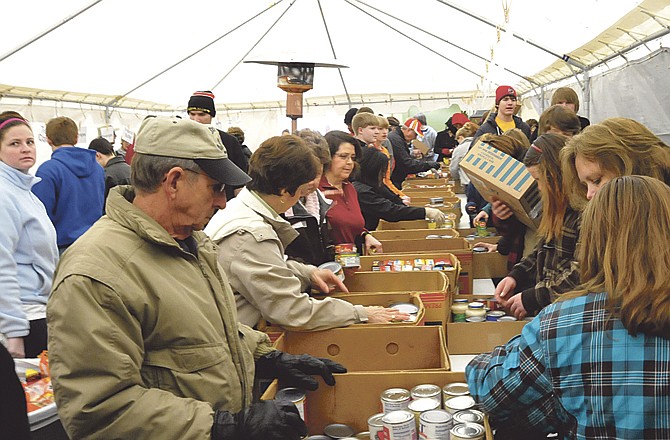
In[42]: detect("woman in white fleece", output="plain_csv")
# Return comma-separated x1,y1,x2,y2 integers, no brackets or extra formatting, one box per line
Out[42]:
0,114,58,358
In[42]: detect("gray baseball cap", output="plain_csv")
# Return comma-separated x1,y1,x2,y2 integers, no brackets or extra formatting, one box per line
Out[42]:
134,116,251,186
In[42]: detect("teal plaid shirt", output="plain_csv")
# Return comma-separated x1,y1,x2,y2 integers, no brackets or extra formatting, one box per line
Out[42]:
466,292,670,439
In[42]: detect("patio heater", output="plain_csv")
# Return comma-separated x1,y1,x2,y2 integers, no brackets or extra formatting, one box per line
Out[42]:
244,58,348,133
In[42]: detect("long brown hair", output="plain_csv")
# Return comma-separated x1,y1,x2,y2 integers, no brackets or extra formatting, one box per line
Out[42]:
561,117,670,210
563,176,670,339
527,133,570,241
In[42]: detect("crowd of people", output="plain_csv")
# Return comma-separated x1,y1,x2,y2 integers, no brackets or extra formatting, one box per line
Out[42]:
1,84,670,439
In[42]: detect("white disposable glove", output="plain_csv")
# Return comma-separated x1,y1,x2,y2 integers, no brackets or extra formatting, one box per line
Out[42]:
425,207,446,227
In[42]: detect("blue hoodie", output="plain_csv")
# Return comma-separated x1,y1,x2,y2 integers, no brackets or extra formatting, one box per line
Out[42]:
0,161,58,338
32,146,105,247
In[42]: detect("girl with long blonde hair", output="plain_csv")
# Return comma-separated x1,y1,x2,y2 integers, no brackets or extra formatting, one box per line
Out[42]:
467,175,670,438
561,117,670,210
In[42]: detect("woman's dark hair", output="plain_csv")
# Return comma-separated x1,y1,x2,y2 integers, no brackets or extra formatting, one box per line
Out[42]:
0,114,31,144
356,147,388,188
324,130,361,159
247,135,320,196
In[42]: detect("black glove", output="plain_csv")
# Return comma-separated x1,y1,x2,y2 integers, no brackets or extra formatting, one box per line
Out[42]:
211,400,307,440
430,161,441,170
255,350,347,391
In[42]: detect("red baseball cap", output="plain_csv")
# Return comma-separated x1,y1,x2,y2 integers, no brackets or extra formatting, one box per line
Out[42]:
451,113,470,126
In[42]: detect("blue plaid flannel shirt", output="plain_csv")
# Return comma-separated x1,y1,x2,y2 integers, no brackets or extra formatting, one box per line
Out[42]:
466,292,670,439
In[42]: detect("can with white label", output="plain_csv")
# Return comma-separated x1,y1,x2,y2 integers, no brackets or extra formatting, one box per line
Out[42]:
368,413,385,440
381,410,417,440
442,382,470,403
381,388,411,413
410,384,441,405
274,387,306,422
407,398,440,430
450,422,486,440
419,409,452,439
443,395,476,414
453,409,485,425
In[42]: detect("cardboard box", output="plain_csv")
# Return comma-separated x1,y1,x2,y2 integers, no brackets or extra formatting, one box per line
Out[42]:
330,291,426,327
377,219,432,230
272,325,450,372
371,238,508,294
402,178,453,189
447,295,528,355
372,228,460,240
357,253,460,296
342,271,449,327
460,140,541,229
402,187,456,198
343,270,449,293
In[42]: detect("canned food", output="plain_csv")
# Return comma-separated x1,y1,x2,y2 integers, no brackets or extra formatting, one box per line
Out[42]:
368,413,385,440
486,310,506,322
426,234,442,239
450,422,486,440
442,382,469,398
430,197,444,205
465,316,485,322
335,243,357,254
444,395,476,414
381,410,417,440
453,409,485,425
354,432,370,440
275,387,306,421
408,398,440,429
324,423,355,438
410,384,441,404
318,261,345,281
419,409,452,439
305,436,331,440
471,246,488,253
498,315,518,322
381,388,411,413
390,303,420,315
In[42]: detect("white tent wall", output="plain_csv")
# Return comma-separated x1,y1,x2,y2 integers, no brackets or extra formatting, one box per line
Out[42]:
521,47,670,144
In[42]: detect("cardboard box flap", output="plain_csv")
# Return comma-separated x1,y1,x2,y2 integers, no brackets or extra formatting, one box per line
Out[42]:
372,228,460,240
273,325,450,371
343,270,449,293
460,140,542,228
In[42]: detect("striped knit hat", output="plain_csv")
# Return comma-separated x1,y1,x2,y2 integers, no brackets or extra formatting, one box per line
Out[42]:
187,91,216,117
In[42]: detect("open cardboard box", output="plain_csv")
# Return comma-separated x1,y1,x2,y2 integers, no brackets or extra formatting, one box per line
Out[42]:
330,291,426,327
447,295,528,355
357,253,460,296
402,177,452,188
378,219,441,230
460,140,541,229
373,238,508,294
271,325,450,372
372,228,460,240
257,327,494,437
402,187,456,197
342,271,449,328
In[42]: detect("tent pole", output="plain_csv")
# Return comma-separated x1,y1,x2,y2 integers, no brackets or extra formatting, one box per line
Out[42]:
210,0,297,90
106,0,286,108
343,0,481,79
0,0,103,64
316,0,351,106
355,0,541,87
434,0,588,71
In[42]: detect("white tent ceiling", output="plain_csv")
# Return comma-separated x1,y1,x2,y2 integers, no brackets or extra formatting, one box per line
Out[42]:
1,0,665,113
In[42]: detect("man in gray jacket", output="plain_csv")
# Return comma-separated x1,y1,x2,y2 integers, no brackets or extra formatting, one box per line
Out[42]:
47,117,344,440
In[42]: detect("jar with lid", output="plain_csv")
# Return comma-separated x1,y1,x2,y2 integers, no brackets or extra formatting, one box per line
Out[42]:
465,302,486,319
451,299,469,322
